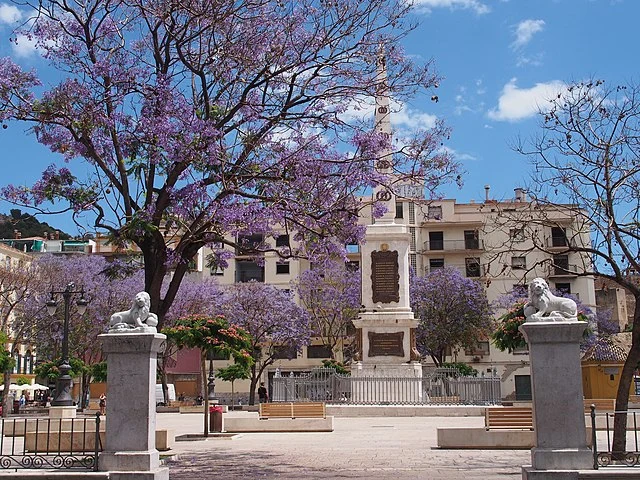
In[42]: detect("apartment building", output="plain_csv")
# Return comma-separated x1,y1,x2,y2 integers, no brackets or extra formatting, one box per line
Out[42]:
191,186,596,401
0,243,36,382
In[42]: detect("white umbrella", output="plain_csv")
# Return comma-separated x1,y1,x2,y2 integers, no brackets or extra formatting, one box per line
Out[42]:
0,384,22,391
22,383,49,392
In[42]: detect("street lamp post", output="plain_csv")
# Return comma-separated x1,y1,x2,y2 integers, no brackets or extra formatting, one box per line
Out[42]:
46,283,88,407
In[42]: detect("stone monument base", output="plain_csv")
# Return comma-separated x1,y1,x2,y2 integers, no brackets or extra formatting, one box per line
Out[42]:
108,469,169,480
522,465,590,480
531,447,593,471
48,405,77,419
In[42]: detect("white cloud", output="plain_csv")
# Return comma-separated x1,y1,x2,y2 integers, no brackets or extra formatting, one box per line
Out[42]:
0,3,22,24
340,97,436,131
11,33,38,58
512,19,545,50
442,146,477,161
413,0,490,15
487,78,565,122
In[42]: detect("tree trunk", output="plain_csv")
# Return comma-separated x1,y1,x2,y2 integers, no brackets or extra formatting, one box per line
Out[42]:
612,299,640,458
2,370,11,418
201,350,209,437
231,380,235,409
249,364,258,406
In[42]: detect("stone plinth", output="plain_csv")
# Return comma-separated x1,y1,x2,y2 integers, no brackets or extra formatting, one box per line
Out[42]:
98,332,168,480
520,321,592,474
48,405,77,419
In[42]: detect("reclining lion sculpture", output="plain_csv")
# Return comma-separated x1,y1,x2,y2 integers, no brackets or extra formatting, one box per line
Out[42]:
523,277,578,322
109,291,159,332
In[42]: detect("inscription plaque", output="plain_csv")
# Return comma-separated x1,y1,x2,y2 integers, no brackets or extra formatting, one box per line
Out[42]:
371,250,399,303
368,331,404,357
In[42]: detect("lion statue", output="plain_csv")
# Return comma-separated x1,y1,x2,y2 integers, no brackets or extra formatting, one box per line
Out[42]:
523,278,578,322
109,291,159,332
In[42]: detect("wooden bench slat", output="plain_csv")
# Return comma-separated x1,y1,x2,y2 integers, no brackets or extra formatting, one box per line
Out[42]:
485,406,533,430
260,402,326,419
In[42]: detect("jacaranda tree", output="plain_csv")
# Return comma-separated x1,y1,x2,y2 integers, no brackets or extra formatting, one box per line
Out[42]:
409,267,494,366
293,258,361,361
0,0,460,330
221,281,309,405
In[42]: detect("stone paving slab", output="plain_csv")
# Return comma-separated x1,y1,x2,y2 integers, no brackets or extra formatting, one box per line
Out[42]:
158,412,529,479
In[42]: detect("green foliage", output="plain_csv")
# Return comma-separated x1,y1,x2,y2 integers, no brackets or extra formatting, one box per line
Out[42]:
15,376,30,385
163,314,254,369
0,333,14,373
440,362,478,377
90,362,107,383
34,358,87,380
0,209,71,240
491,302,528,353
321,359,349,375
216,364,251,384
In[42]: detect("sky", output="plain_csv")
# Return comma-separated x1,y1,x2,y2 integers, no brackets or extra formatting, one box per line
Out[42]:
0,0,638,235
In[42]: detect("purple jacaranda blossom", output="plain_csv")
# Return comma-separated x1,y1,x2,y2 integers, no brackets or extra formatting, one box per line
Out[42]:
0,0,462,330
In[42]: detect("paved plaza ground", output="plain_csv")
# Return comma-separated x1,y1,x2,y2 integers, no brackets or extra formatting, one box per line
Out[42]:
159,411,530,479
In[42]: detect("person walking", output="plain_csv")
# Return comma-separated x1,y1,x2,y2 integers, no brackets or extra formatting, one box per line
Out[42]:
258,382,268,403
99,393,106,415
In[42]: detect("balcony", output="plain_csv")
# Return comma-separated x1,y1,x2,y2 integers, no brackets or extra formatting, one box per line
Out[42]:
547,263,580,277
427,262,487,278
544,237,575,250
422,239,484,253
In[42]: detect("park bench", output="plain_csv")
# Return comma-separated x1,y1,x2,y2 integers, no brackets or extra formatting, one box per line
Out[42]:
485,406,533,430
259,402,326,419
584,398,615,413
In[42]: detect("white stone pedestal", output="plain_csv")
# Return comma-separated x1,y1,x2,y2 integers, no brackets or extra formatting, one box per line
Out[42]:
48,405,77,419
520,322,592,479
98,332,169,480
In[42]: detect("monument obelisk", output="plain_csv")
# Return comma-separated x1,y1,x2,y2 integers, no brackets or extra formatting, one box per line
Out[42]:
351,55,422,402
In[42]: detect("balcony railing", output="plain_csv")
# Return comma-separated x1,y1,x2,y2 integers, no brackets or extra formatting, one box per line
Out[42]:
427,263,487,278
548,264,581,277
545,237,575,249
423,239,484,252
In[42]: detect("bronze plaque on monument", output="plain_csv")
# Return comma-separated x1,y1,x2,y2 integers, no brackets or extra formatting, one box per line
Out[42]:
371,250,399,303
368,331,404,357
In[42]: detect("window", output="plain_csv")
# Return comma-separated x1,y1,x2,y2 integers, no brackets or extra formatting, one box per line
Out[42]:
515,375,532,401
346,261,360,272
276,261,290,275
275,235,289,247
510,228,525,243
511,256,527,270
236,233,264,254
429,258,445,271
465,341,490,356
272,345,296,360
465,258,481,277
551,227,567,247
553,255,569,275
307,345,333,359
464,230,480,249
429,231,444,250
395,201,404,219
427,205,442,220
555,283,571,294
408,202,416,224
235,260,265,282
346,242,359,254
210,265,224,276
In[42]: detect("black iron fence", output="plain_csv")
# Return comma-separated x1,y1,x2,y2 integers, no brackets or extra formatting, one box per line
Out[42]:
0,413,101,470
272,367,501,405
591,406,640,468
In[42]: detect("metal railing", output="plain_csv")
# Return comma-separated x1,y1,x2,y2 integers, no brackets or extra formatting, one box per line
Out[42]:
0,413,101,470
422,239,484,252
272,367,501,406
591,407,640,468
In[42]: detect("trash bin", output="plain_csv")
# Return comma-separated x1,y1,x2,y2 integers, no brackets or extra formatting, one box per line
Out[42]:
209,405,223,433
13,400,20,414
